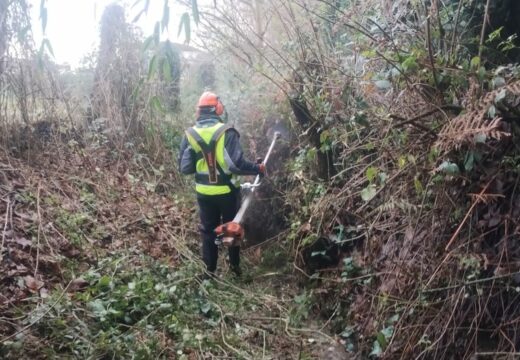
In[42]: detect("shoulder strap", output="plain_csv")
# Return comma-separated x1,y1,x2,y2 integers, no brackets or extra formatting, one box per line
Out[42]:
185,126,229,184
210,125,229,148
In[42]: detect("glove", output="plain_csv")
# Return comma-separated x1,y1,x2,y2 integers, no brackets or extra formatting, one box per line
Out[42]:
257,163,266,177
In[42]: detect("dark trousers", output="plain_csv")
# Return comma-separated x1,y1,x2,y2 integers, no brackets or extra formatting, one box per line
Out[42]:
197,191,240,273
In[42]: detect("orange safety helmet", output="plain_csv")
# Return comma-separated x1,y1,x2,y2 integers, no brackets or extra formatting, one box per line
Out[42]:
197,91,224,116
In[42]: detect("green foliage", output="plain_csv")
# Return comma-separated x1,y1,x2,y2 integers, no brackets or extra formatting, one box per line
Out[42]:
7,256,251,357
341,257,361,279
289,290,313,326
436,161,460,176
366,166,378,183
370,314,399,357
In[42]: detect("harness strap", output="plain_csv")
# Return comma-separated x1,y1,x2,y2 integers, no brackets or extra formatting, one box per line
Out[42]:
186,125,229,184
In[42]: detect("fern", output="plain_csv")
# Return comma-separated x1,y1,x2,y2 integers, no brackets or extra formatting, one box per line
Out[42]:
436,80,520,151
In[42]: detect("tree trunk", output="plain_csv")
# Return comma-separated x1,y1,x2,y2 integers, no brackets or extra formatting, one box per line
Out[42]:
288,95,335,181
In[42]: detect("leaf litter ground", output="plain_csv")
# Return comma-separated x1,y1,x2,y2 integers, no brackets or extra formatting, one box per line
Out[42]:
0,143,343,359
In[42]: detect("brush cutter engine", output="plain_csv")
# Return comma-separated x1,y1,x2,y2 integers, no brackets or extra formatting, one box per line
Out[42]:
215,222,244,247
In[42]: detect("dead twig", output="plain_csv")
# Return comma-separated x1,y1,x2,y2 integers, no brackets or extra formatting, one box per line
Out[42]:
34,183,42,277
444,179,493,252
1,197,10,259
478,0,492,60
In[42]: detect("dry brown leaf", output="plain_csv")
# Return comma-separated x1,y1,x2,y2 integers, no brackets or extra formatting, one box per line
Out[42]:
68,278,89,292
40,287,49,298
24,275,44,292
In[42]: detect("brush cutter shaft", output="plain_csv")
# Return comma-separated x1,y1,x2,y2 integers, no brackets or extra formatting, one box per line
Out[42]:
233,131,280,224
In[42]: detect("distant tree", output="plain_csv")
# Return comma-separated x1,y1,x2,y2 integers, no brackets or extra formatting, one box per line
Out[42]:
154,41,181,112
91,3,142,130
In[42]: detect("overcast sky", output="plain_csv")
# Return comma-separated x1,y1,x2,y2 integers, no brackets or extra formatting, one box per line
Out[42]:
29,0,190,68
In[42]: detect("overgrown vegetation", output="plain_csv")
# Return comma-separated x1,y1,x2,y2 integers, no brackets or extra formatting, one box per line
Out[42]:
1,0,520,358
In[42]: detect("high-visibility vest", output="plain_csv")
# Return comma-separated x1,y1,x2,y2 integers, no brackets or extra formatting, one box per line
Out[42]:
185,122,237,195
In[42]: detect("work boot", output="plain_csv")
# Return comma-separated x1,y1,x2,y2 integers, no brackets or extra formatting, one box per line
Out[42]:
229,264,242,277
196,271,215,282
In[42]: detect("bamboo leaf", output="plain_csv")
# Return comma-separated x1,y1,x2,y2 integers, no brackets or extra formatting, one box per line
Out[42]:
43,38,54,57
142,36,154,53
178,12,191,44
151,96,165,113
148,55,158,79
192,0,200,24
132,0,150,22
132,9,145,23
40,7,47,34
162,59,172,82
131,78,144,103
161,0,170,31
153,21,160,45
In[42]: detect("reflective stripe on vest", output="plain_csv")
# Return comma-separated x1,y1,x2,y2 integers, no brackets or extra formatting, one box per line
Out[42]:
185,122,236,195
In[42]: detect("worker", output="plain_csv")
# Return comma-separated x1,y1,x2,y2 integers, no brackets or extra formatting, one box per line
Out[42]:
179,91,265,278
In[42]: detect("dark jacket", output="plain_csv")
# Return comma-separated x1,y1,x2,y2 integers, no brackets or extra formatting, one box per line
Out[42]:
178,116,259,176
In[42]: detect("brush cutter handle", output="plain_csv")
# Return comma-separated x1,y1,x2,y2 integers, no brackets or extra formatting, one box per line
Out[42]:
240,131,280,191
234,131,280,223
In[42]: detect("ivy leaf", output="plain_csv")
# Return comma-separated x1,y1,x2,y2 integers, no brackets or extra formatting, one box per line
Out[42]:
361,184,377,202
98,275,111,288
464,151,475,172
495,89,506,103
401,56,418,72
470,56,480,70
474,133,487,144
436,161,460,175
200,302,212,315
488,105,496,118
376,331,388,349
370,340,383,356
375,80,391,90
366,166,378,182
319,130,330,144
492,76,506,88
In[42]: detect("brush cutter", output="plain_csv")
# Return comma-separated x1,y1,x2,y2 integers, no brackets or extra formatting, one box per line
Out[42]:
214,131,281,247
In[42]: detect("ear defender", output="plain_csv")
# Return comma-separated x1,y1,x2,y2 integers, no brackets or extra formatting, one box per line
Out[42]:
215,98,224,116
